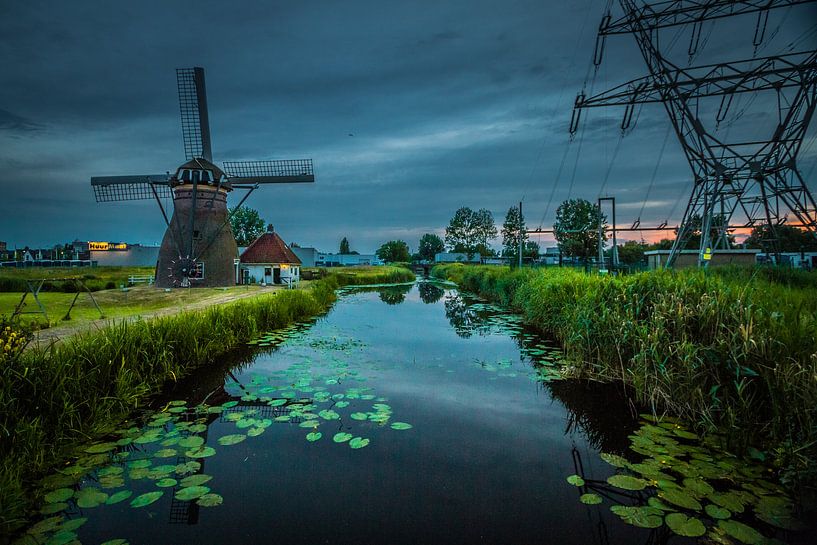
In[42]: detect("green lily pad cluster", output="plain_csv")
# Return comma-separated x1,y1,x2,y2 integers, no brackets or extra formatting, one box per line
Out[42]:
570,414,804,543
28,400,238,545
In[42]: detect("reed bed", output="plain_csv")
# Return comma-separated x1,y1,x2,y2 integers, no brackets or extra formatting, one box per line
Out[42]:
433,263,817,484
0,266,414,536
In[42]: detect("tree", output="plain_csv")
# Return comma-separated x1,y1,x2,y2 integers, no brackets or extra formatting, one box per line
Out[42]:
744,224,817,252
230,207,266,246
418,233,445,262
524,240,540,260
445,207,497,258
376,240,410,263
553,199,607,262
676,213,734,249
501,206,528,265
339,237,351,254
616,240,648,265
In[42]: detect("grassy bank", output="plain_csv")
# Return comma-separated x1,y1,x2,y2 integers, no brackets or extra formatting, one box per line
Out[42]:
0,266,154,293
432,264,817,482
0,266,414,537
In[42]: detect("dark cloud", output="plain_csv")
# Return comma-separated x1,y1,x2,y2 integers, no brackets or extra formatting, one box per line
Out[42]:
1,0,816,251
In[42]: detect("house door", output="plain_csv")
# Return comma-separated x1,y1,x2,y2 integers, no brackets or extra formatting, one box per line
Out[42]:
273,267,281,284
264,267,272,284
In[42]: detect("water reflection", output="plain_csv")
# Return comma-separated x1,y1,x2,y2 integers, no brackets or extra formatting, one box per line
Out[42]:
417,281,444,304
378,284,412,305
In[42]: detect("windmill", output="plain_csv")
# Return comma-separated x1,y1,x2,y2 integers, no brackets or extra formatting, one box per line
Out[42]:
91,67,315,287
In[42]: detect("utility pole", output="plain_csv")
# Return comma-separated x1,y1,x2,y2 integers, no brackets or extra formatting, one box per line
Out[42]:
570,0,817,268
518,201,524,268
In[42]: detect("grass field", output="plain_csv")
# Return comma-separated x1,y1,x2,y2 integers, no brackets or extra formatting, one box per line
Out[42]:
0,284,269,330
0,266,154,293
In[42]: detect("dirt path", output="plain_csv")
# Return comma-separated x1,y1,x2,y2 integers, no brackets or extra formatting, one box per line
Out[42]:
29,286,281,348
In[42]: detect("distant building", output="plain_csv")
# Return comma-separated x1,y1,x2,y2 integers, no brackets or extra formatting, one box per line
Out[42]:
757,251,817,269
90,243,160,267
644,249,760,269
316,253,383,266
291,247,319,268
239,226,301,286
434,252,481,263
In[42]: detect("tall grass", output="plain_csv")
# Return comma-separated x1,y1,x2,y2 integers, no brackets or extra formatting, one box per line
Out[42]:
0,266,414,537
433,263,817,483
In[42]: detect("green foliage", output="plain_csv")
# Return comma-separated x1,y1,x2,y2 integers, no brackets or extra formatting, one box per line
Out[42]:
417,233,445,262
553,199,607,260
616,240,647,265
339,237,351,254
229,207,266,246
431,263,817,484
0,266,154,293
501,206,528,263
744,223,817,252
445,207,497,258
376,240,411,263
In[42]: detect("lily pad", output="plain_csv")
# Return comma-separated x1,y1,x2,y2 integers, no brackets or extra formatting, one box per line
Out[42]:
75,487,108,508
175,485,210,501
217,434,246,446
185,446,216,458
40,502,69,515
155,478,178,488
306,432,322,442
718,519,765,544
659,488,702,511
350,412,368,421
153,448,177,458
299,420,320,429
130,491,164,508
708,491,746,513
705,504,731,520
178,436,205,449
607,474,647,491
349,437,370,449
599,452,629,468
683,477,714,497
179,474,212,487
566,475,585,487
333,432,353,443
196,493,224,507
44,488,74,503
247,427,265,437
84,442,117,454
580,493,602,505
665,513,706,537
610,505,663,528
390,422,413,430
100,540,128,545
105,490,133,505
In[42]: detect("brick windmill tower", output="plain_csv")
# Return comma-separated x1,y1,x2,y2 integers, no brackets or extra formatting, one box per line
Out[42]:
91,67,315,287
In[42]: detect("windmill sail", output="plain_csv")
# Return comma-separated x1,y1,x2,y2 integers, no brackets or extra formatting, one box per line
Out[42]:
222,159,315,184
177,67,212,161
91,175,171,202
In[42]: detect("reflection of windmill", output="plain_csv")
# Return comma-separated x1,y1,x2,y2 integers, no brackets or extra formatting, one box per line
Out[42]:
570,447,673,545
167,379,313,525
91,67,315,288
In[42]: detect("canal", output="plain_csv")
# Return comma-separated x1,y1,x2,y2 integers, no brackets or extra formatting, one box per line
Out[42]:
27,281,809,545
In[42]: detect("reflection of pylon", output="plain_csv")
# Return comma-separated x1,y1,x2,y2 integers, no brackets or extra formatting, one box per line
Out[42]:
571,0,817,267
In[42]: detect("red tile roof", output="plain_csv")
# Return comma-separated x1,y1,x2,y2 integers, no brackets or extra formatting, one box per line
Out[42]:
240,231,301,264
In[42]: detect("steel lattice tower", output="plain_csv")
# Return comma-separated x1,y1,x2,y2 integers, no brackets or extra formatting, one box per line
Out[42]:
570,0,817,267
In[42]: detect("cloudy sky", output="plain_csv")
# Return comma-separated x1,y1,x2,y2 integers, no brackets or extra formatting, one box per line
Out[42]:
2,0,816,253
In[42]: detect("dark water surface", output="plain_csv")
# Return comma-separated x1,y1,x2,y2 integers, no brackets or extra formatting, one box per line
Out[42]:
28,282,809,545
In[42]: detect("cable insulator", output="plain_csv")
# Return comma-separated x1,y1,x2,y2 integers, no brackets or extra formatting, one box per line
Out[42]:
569,93,585,136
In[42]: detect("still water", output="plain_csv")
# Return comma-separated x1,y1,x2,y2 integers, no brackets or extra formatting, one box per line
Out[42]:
27,282,809,545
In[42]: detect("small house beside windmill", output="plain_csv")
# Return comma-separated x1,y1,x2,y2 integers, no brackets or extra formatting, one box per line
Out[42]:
239,225,301,286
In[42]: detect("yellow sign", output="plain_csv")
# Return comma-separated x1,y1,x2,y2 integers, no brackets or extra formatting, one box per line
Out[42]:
703,247,712,261
88,242,128,251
